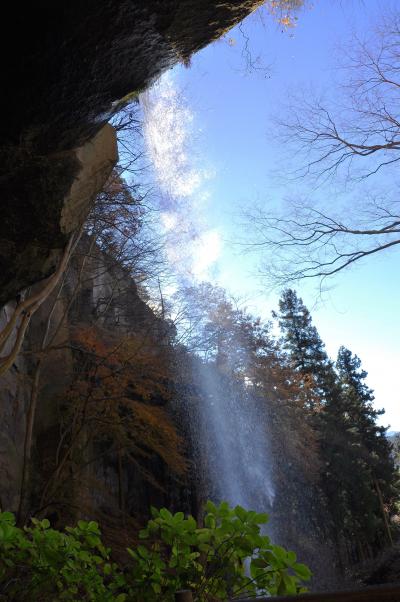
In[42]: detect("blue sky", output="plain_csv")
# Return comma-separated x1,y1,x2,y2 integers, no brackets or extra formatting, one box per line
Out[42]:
142,0,400,430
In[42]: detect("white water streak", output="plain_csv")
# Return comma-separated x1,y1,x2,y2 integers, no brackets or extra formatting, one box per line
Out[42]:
141,74,221,280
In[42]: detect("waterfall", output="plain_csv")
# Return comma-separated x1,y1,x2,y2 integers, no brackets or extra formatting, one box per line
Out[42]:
141,74,275,520
139,69,339,594
191,360,275,520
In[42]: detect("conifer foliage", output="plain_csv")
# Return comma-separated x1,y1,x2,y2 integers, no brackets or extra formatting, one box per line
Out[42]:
276,289,398,564
275,288,338,411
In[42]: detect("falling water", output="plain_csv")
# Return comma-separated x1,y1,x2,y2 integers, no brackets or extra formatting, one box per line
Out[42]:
192,360,275,519
141,72,339,592
189,358,341,589
141,74,275,520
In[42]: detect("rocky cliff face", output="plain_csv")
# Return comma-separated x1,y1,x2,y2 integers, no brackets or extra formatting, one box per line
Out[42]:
0,243,193,544
0,124,118,306
0,0,262,549
1,0,263,305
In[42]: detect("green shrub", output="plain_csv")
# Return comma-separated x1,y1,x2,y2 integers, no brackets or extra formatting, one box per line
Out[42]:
0,512,124,601
127,501,311,600
0,503,311,601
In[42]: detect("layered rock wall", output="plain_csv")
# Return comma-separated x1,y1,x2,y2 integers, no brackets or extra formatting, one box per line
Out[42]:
0,244,191,536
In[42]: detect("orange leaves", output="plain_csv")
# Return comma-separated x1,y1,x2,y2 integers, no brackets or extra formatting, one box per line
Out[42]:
267,0,302,28
74,327,107,353
65,326,187,480
129,401,187,475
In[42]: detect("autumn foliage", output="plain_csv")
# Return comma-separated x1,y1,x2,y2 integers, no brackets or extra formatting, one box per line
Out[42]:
37,324,188,521
69,327,187,477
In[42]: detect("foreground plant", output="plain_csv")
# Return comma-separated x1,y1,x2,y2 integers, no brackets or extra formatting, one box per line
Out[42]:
128,501,311,600
0,512,125,601
0,502,311,601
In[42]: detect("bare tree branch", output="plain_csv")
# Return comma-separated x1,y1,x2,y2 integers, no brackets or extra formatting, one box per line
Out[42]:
244,9,400,285
244,198,400,285
276,12,400,182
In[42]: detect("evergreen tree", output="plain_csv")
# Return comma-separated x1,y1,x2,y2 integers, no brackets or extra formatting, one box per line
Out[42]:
335,347,397,549
276,290,398,564
275,289,338,410
336,346,386,453
318,346,397,561
274,290,342,565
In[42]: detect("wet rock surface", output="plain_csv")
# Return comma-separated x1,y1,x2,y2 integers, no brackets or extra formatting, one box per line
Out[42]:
1,0,261,304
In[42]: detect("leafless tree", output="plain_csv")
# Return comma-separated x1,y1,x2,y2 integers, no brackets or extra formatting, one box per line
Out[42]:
278,11,400,182
245,197,400,285
244,9,400,285
111,102,152,177
16,170,170,521
224,0,305,77
85,170,166,285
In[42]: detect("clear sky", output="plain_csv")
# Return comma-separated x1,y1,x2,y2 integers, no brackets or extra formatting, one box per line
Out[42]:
141,0,400,430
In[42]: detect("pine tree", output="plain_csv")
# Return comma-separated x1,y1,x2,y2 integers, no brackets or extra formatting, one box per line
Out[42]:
335,346,397,550
274,290,342,565
336,346,386,453
317,346,397,562
276,290,398,564
275,289,338,410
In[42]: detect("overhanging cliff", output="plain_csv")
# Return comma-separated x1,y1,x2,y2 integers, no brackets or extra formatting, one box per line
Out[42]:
1,0,263,305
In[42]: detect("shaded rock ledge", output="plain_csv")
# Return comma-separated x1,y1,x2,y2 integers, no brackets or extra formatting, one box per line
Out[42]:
1,0,263,304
